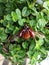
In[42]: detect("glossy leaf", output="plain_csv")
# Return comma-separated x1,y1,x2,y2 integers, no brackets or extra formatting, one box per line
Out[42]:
16,9,21,20
22,7,31,17
11,12,18,22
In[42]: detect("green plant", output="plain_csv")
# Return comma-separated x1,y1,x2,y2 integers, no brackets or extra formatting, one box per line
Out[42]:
0,0,49,65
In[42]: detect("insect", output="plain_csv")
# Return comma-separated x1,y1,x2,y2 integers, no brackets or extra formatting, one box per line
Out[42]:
7,24,45,42
19,24,35,39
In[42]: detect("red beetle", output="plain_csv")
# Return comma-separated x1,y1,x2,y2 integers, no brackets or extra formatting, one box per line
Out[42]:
7,24,35,42
8,24,45,42
19,24,35,39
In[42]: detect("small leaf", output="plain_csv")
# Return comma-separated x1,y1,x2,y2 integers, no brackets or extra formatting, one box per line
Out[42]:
16,9,21,20
37,19,47,29
18,18,26,26
6,24,14,31
11,12,18,22
35,38,44,50
29,40,35,51
29,19,36,27
43,1,49,10
4,14,12,21
31,51,39,65
13,27,19,34
16,0,26,3
22,41,28,49
0,28,7,42
39,47,47,55
22,7,30,17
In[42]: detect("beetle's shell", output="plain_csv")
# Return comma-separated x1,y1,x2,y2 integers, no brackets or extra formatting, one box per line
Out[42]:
22,31,30,39
19,24,35,39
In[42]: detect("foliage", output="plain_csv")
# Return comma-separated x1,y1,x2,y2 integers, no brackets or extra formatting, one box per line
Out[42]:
0,0,49,65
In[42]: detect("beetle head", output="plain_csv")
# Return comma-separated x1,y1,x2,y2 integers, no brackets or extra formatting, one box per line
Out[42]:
24,24,29,30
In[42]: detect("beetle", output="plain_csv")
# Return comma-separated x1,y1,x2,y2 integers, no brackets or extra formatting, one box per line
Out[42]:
19,24,35,39
7,24,45,42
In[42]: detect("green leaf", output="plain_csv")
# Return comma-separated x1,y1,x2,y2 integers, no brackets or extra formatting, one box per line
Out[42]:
4,14,12,21
6,24,14,31
13,27,19,34
35,38,44,50
43,1,49,10
27,50,34,58
22,7,30,17
16,9,21,20
0,28,7,42
0,0,8,3
22,41,28,49
42,28,49,34
11,12,18,22
0,20,4,24
39,47,47,55
29,40,35,51
29,19,36,27
36,12,44,20
18,18,26,26
37,19,47,29
16,0,26,3
31,51,39,65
